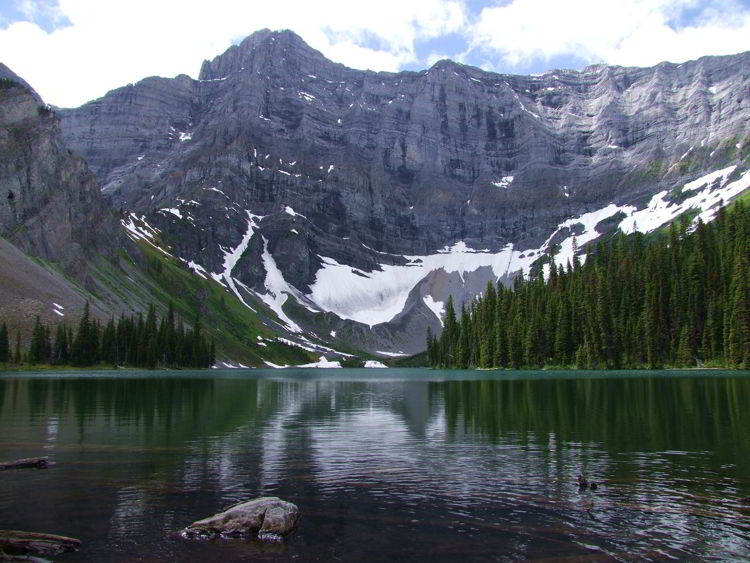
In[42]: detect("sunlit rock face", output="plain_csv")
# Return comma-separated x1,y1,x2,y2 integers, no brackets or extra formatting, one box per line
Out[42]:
58,31,750,353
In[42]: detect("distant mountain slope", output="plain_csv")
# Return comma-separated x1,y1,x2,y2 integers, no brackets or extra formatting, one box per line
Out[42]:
58,31,750,354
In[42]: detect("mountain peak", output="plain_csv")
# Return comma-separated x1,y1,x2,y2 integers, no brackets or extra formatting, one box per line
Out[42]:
198,28,324,81
0,62,43,104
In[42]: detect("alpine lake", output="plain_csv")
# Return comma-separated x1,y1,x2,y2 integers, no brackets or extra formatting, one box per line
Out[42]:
1,368,749,562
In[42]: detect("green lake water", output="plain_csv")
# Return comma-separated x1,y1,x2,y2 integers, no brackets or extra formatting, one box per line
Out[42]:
0,368,749,561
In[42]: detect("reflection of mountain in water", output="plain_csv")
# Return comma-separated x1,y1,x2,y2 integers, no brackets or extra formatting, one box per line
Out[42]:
3,374,750,473
1,372,749,562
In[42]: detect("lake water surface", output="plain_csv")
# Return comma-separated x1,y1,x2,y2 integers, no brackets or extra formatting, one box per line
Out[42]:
1,369,749,561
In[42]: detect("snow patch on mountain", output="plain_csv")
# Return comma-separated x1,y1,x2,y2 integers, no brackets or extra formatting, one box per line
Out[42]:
257,236,303,333
423,295,445,326
213,210,263,311
188,261,208,279
307,243,541,326
619,166,748,234
297,356,342,368
546,203,631,269
304,164,750,328
492,176,514,189
122,213,172,256
284,206,306,219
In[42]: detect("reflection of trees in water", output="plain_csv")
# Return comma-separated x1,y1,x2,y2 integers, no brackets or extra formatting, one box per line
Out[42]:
7,374,750,490
17,378,269,444
8,375,750,464
2,373,750,562
434,376,750,470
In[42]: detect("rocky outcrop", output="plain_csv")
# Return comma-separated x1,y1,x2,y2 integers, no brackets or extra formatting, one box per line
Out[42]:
57,31,750,353
181,497,300,540
0,63,120,272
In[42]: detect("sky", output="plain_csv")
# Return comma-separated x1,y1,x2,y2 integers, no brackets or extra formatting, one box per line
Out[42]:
0,0,749,107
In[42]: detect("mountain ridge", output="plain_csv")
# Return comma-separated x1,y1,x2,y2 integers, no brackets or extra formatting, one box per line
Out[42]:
36,30,750,354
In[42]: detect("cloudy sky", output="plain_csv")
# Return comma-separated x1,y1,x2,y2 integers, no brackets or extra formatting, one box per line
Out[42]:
1,0,749,107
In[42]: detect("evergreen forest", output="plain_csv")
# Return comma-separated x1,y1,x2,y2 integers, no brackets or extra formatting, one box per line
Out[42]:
427,202,750,370
0,303,215,369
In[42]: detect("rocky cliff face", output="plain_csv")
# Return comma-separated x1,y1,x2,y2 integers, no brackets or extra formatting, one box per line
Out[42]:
0,63,119,275
0,64,135,341
58,30,750,354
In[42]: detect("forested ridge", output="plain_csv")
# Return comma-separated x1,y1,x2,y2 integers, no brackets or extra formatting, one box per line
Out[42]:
427,202,750,370
0,303,215,369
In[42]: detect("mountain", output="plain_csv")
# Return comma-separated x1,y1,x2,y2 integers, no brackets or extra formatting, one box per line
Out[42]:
58,30,750,355
0,63,119,270
0,62,128,337
0,62,322,368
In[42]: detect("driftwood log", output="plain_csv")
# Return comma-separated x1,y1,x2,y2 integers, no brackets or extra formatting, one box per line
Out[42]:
0,457,48,471
0,530,81,559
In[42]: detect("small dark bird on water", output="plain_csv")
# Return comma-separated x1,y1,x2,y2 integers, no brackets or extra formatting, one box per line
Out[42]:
578,474,598,491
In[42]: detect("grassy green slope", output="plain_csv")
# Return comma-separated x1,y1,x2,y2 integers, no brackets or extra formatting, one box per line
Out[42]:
98,240,317,367
0,234,319,367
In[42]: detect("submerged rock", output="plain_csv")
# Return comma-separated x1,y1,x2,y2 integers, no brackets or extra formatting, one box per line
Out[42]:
181,497,299,541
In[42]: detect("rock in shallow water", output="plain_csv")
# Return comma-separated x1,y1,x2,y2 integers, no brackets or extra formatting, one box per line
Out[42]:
181,497,299,541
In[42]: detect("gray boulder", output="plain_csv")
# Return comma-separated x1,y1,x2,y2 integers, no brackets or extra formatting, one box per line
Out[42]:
181,497,299,541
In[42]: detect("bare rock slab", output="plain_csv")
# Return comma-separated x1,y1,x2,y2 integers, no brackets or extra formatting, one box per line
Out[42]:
181,497,299,541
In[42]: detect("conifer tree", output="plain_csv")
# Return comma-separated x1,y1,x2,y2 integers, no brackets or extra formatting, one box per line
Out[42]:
29,316,46,364
457,305,470,369
0,323,8,363
72,302,93,366
427,200,749,370
52,325,68,364
14,332,20,364
727,248,750,367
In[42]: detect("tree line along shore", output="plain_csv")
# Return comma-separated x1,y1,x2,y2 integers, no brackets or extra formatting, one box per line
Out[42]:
0,303,214,369
428,202,750,370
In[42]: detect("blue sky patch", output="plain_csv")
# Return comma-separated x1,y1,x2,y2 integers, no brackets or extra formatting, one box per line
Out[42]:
0,0,71,32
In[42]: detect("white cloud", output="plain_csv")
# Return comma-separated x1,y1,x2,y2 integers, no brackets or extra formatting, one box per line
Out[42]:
2,0,747,107
0,0,467,107
470,0,750,70
15,0,67,24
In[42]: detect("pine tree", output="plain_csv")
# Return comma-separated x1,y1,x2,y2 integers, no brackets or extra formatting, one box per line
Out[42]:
209,338,216,367
441,296,457,367
0,323,8,363
426,326,436,366
14,332,21,364
72,302,88,365
101,318,117,365
456,305,470,369
726,246,750,367
29,316,46,364
553,297,572,365
52,325,67,364
166,302,176,365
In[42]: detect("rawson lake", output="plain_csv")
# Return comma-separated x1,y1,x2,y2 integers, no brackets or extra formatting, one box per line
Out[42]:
1,369,749,561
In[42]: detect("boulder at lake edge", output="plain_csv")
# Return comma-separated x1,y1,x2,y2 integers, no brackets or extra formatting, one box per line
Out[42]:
181,497,299,541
